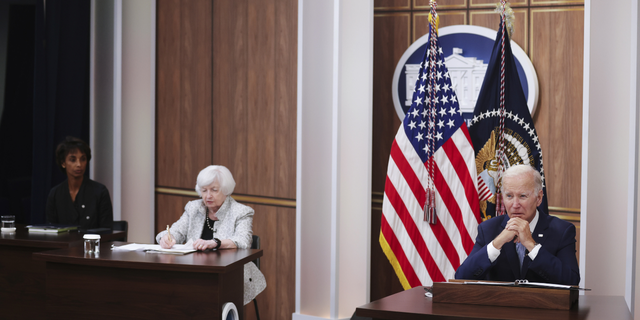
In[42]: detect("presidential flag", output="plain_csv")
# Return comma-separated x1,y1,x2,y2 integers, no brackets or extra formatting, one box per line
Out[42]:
380,12,481,288
468,17,548,220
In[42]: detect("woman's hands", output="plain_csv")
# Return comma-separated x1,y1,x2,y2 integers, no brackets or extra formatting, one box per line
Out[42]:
192,238,238,251
159,234,176,249
193,239,218,251
160,234,241,251
159,236,217,250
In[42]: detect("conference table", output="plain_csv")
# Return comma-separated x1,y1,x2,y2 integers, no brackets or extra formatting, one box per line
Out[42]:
33,242,262,319
355,286,632,320
0,225,126,319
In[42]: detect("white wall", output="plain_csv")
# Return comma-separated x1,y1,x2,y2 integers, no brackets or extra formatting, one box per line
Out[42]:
582,0,639,317
297,0,334,316
634,0,640,315
295,0,373,319
582,0,632,296
337,0,373,316
91,0,155,243
631,1,640,318
91,0,115,208
121,0,155,243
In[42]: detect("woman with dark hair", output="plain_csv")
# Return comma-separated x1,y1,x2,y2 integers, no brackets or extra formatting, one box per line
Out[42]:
45,136,113,229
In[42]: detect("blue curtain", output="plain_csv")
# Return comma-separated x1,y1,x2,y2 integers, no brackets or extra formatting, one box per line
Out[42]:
29,0,90,224
0,4,35,224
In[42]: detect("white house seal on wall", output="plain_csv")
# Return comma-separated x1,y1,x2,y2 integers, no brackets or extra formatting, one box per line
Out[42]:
404,47,488,114
393,25,539,121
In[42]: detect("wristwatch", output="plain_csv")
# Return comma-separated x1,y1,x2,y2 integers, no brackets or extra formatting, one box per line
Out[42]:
213,238,222,249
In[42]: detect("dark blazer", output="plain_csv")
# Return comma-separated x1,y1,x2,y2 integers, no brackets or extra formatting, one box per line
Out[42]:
46,178,113,229
455,212,580,285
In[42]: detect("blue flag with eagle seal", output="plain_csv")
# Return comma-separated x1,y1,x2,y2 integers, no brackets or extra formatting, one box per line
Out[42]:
468,20,548,221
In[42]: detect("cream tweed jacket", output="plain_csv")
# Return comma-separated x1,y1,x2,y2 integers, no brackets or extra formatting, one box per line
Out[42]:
156,196,266,305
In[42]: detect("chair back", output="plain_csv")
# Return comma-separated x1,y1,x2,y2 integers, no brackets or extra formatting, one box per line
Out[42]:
251,235,260,269
112,220,128,242
250,235,262,319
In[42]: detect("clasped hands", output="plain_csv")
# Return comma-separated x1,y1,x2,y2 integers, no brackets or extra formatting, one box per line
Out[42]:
159,234,219,251
492,217,536,252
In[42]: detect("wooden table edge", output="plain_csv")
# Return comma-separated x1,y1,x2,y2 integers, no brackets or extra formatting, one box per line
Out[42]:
0,230,126,248
33,248,263,273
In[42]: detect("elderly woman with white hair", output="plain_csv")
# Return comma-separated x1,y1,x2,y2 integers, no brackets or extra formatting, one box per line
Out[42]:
156,165,266,305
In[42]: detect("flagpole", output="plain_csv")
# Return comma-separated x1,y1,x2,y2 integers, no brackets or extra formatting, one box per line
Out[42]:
495,0,508,216
425,0,438,224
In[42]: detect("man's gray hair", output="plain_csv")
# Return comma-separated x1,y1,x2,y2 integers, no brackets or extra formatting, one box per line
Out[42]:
500,164,543,193
195,165,236,196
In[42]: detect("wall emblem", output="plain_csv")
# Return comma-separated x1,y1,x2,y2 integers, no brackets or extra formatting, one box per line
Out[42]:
392,25,539,122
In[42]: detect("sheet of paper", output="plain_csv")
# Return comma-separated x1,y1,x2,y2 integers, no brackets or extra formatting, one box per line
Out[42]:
144,241,196,255
518,281,572,289
464,281,514,286
463,280,583,290
111,240,196,254
111,243,149,251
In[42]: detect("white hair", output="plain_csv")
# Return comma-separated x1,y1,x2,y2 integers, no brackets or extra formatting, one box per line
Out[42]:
195,165,236,196
500,164,543,193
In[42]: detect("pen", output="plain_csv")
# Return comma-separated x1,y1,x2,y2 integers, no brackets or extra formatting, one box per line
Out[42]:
166,225,172,242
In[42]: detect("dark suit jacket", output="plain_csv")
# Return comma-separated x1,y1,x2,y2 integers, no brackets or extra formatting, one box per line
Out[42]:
46,178,113,229
455,212,580,285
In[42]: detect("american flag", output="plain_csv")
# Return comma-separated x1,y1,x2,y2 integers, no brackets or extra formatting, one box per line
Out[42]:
380,21,481,288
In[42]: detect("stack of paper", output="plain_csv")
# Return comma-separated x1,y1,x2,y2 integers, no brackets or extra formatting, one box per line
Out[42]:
112,240,196,255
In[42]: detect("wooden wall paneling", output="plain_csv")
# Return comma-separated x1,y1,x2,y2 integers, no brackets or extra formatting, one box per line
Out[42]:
531,0,584,6
371,13,411,302
247,0,276,197
157,2,297,318
528,7,551,207
414,0,466,10
274,0,298,199
469,8,528,54
212,0,249,194
244,301,258,320
470,0,528,8
530,7,583,209
156,0,181,187
243,205,295,320
414,11,466,41
155,193,198,235
179,0,213,189
372,13,409,194
374,0,411,11
275,207,296,320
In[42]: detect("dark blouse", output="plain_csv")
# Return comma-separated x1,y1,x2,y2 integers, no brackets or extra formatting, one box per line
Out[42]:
45,178,113,229
200,217,215,240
